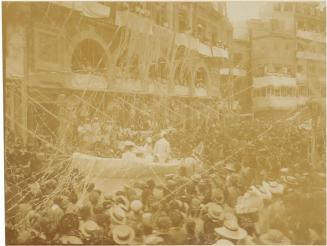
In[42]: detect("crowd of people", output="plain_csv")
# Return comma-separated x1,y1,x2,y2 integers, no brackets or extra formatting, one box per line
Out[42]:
5,117,326,245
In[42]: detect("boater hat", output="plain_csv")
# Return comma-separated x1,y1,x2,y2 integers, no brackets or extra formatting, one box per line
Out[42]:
207,203,224,222
266,181,284,194
215,220,247,241
109,206,127,225
282,176,299,186
112,225,135,245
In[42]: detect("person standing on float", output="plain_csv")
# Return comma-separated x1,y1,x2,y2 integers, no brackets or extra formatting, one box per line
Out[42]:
153,131,171,163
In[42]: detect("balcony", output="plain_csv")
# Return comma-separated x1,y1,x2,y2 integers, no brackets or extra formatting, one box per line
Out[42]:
252,75,296,88
70,73,107,91
253,96,297,111
175,33,228,58
112,78,143,92
115,10,153,35
219,68,229,75
194,87,208,97
175,33,199,51
174,85,191,96
219,68,246,76
296,51,325,61
232,68,247,77
149,81,168,95
296,30,325,43
212,46,228,58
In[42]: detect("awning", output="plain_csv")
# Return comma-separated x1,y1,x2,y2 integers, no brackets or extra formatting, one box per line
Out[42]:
54,2,110,18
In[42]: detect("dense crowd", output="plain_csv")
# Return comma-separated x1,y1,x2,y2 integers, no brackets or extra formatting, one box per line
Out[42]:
5,119,326,245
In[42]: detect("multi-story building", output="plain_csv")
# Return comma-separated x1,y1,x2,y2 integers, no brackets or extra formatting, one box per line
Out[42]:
220,23,251,113
249,2,326,117
4,2,234,143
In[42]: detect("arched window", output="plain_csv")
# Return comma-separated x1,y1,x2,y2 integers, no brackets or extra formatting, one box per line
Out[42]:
195,67,208,88
71,39,106,74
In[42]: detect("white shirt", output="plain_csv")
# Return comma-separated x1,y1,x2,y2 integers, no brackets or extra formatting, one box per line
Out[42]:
153,137,171,163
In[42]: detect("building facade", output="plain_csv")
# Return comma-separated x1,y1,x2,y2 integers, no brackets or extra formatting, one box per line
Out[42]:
250,2,326,117
4,2,234,144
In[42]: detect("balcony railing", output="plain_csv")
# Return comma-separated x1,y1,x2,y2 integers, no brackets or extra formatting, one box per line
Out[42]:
296,51,325,61
149,81,168,95
212,46,228,58
194,87,208,97
253,75,296,88
112,78,143,92
175,33,228,58
232,68,247,77
253,96,297,111
174,85,191,96
71,73,107,91
219,68,246,76
296,30,325,43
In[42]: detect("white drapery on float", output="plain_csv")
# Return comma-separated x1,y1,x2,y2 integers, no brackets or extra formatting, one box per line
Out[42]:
71,152,199,193
72,152,183,179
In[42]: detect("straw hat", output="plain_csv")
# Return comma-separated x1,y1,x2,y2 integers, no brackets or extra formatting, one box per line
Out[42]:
80,220,101,238
215,220,247,241
259,229,291,245
109,206,127,225
112,225,135,245
207,203,224,222
253,185,272,201
130,200,143,212
235,190,264,215
215,239,235,245
263,181,284,194
282,176,299,186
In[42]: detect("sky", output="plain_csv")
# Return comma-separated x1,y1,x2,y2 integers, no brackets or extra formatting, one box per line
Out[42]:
227,2,265,24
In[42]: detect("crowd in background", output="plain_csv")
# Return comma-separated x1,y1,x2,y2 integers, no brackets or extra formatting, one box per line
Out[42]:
5,118,326,245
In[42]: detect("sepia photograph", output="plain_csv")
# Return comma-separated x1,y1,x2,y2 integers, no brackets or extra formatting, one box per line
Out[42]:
2,1,326,245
